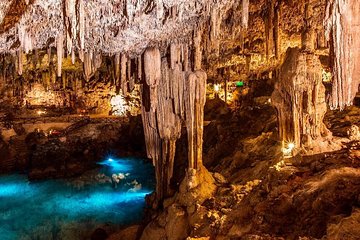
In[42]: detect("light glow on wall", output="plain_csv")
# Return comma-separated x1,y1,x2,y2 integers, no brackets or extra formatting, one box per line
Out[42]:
110,94,129,116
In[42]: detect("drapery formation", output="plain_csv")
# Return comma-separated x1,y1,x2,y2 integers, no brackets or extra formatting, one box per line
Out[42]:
141,44,207,204
272,48,328,151
325,0,360,110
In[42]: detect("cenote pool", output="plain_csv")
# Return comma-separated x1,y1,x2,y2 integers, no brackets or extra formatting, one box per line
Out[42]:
0,157,155,240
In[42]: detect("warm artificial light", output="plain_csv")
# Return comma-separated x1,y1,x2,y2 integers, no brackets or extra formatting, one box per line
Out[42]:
214,84,221,93
282,142,295,156
36,110,46,116
110,95,129,116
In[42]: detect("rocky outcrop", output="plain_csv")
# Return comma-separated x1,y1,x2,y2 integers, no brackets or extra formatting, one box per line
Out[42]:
327,208,360,240
0,116,146,178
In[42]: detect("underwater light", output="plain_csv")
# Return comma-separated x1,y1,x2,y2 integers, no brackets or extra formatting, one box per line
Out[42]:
108,158,114,162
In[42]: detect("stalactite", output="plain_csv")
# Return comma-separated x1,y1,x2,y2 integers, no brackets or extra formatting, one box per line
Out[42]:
144,47,161,112
194,29,202,71
83,51,101,81
78,0,85,51
324,0,360,110
47,47,52,65
241,0,249,29
71,49,75,64
23,33,33,54
114,53,120,86
264,0,276,58
302,0,315,52
274,2,280,59
156,59,182,197
56,33,64,77
83,51,92,81
272,48,329,153
182,44,189,71
17,50,23,75
170,43,181,70
156,0,164,22
141,45,208,205
126,0,135,23
121,54,128,95
210,8,221,57
127,59,134,92
184,70,207,170
137,56,142,82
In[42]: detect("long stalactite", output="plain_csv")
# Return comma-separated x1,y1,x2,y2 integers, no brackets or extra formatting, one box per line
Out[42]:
141,42,208,205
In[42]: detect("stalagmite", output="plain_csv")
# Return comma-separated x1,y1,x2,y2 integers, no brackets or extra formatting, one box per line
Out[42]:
272,48,329,153
56,33,64,77
324,0,360,110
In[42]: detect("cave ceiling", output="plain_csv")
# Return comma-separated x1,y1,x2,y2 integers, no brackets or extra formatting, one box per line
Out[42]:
0,0,326,60
0,0,237,56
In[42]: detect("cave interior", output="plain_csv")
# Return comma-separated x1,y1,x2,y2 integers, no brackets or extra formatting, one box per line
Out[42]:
0,0,360,239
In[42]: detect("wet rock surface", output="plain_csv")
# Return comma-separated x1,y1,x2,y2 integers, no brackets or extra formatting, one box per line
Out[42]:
0,116,146,179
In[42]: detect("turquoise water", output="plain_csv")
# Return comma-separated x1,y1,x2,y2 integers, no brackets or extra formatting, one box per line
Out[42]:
0,157,155,240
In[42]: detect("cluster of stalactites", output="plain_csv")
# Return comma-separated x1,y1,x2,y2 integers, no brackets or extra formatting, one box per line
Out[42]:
141,43,207,203
324,0,360,110
272,48,329,151
12,0,237,77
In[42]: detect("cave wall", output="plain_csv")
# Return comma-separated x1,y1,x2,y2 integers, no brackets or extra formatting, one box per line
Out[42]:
0,53,141,116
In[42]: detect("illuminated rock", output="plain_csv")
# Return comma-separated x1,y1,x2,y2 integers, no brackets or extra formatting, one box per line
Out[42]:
325,0,360,110
272,48,331,153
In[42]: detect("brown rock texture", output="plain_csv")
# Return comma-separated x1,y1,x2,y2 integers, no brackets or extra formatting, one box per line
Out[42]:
325,0,360,110
272,48,331,153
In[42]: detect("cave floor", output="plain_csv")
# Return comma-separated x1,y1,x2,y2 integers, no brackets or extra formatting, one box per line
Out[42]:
195,105,360,239
141,103,360,240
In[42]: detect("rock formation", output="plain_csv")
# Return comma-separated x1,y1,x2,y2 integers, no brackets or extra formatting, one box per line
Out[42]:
272,48,330,153
1,0,360,239
141,44,208,205
325,0,360,110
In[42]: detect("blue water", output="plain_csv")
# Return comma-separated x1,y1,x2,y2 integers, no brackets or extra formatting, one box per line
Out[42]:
0,157,155,240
